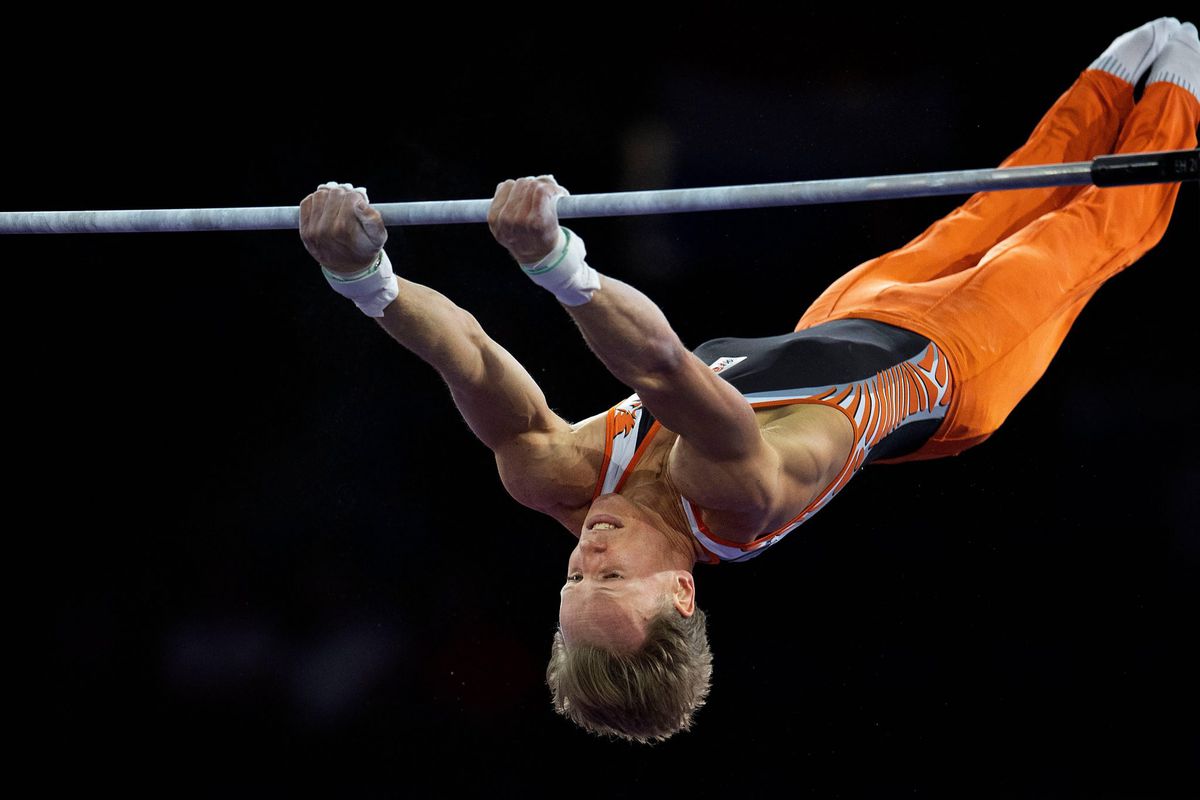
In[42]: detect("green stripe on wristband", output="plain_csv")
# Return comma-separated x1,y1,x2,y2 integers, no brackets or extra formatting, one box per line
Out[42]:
522,228,573,276
322,251,383,283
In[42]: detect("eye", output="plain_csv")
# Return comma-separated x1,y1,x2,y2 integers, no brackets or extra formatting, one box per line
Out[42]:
604,573,622,579
565,574,582,583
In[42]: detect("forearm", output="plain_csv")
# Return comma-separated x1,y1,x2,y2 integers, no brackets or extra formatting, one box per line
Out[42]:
487,177,763,472
374,278,567,450
563,274,691,388
564,273,762,461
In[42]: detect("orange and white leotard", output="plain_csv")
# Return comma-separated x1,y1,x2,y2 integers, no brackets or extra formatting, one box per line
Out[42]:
591,318,953,563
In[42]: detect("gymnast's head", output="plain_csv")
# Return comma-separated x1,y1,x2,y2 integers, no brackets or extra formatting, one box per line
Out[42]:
546,492,712,742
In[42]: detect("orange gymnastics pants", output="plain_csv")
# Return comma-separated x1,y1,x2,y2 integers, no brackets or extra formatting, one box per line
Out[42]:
795,70,1200,462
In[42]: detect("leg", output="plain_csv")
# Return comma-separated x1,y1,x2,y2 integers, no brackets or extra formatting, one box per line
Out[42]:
923,75,1199,456
799,70,1134,329
798,19,1182,330
800,24,1200,460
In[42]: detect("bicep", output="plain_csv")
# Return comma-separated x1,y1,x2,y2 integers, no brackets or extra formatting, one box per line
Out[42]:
669,429,830,537
643,358,832,535
637,353,765,462
492,415,604,525
630,355,784,517
668,433,785,525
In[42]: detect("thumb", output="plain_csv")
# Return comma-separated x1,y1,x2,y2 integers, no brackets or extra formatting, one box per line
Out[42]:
353,202,389,250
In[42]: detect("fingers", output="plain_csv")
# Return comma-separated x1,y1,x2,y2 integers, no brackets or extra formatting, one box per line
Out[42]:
488,179,517,232
489,176,566,228
298,189,326,253
299,181,385,270
487,176,568,263
514,179,544,222
299,192,315,229
310,182,369,210
319,181,369,203
488,179,528,239
305,181,375,229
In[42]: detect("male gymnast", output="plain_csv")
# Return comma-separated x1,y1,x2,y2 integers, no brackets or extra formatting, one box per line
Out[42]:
299,18,1199,742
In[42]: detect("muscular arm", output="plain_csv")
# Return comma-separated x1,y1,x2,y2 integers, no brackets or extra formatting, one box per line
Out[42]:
299,183,597,523
374,278,560,451
564,275,762,462
373,280,598,518
489,177,824,534
565,276,792,528
380,282,605,520
487,178,755,455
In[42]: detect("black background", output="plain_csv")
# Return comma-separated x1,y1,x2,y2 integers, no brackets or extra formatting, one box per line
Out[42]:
13,11,1197,796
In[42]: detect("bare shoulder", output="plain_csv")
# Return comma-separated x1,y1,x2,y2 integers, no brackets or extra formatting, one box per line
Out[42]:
493,408,609,534
757,404,853,491
680,403,854,542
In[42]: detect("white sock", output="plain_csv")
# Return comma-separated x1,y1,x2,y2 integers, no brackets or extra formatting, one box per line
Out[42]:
1147,21,1200,104
1089,17,1181,84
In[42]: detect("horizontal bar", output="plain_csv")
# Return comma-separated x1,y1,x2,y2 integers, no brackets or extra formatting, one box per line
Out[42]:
1,149,1195,235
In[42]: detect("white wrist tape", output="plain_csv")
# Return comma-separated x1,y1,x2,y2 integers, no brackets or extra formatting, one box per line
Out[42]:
321,249,400,318
519,227,600,307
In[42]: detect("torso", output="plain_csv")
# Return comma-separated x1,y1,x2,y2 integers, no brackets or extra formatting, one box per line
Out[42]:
580,400,850,491
561,319,953,562
578,399,852,518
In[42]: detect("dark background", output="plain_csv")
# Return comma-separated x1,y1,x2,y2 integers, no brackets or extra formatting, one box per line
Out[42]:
12,11,1196,796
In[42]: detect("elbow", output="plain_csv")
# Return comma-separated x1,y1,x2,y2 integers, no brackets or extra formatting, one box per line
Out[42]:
630,340,692,393
457,307,485,339
644,337,688,374
457,308,493,359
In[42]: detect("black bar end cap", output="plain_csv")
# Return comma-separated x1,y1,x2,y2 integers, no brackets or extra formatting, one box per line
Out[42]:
1091,148,1200,187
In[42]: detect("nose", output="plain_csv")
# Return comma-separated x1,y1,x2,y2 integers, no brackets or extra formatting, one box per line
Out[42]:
580,538,607,554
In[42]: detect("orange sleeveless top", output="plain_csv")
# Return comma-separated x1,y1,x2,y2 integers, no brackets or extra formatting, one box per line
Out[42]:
591,319,953,563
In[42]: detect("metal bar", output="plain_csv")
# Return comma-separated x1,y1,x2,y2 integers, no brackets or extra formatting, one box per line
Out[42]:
1,149,1195,235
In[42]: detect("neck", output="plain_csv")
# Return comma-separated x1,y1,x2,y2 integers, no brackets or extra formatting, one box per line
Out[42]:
621,477,706,567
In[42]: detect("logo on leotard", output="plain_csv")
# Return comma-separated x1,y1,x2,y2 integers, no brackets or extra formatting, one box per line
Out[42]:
708,356,747,374
613,405,639,438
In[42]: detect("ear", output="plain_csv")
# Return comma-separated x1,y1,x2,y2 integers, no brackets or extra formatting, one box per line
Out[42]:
670,571,697,617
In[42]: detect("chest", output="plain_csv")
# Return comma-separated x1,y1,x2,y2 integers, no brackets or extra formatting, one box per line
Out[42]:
601,401,853,493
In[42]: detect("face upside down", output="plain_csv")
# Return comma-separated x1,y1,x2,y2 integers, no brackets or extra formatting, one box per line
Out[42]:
548,493,712,744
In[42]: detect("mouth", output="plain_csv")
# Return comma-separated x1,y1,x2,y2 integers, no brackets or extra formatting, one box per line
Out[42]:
584,513,624,532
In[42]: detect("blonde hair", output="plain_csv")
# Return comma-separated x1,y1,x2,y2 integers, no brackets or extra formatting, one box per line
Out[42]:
546,603,712,743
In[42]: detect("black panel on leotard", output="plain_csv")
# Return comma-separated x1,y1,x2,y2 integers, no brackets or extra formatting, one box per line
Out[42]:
635,405,657,449
862,417,943,463
691,318,939,463
692,319,931,391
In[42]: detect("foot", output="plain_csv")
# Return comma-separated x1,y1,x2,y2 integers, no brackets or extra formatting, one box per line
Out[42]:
1147,21,1200,104
1089,17,1182,85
